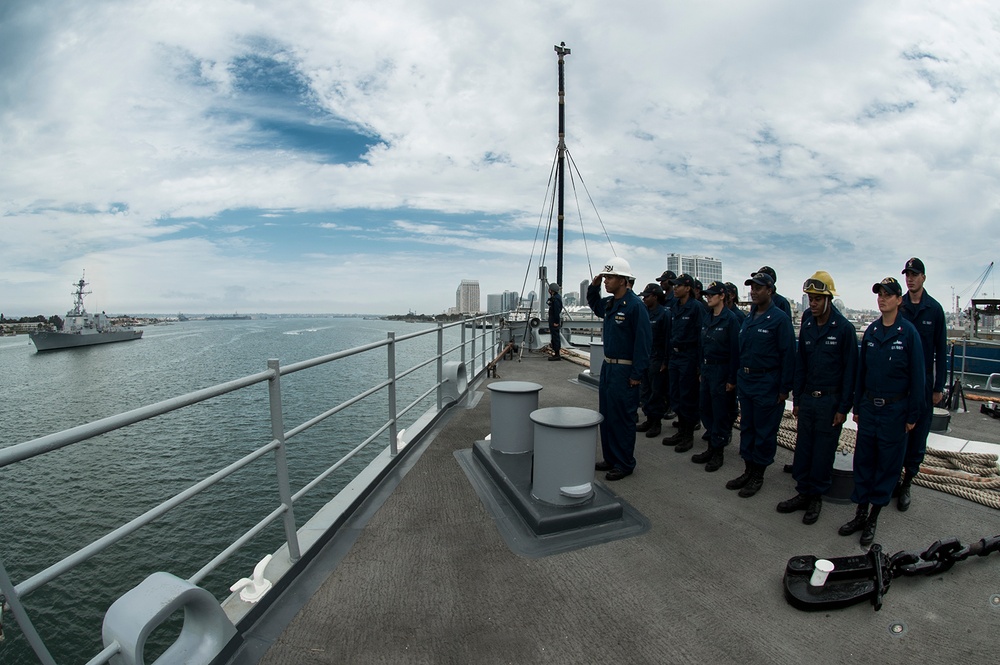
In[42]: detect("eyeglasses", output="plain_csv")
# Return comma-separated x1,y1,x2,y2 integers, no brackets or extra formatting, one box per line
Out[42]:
803,278,829,293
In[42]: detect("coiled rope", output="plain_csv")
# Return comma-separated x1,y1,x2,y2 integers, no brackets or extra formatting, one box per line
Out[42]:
766,411,1000,510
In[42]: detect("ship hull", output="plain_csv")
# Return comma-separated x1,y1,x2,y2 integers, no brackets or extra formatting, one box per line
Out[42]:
29,329,143,351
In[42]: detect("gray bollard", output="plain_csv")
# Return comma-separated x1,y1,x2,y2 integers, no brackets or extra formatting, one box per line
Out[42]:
530,406,603,505
589,341,605,374
487,381,543,454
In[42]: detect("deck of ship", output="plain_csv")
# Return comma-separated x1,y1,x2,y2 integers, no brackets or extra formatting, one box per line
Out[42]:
232,351,1000,665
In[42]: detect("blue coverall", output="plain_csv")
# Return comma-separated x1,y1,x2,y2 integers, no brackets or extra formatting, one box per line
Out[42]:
772,292,793,320
669,298,704,432
700,308,740,450
900,290,947,478
640,303,671,422
791,306,858,496
587,284,652,473
547,292,563,355
737,304,795,467
852,317,925,506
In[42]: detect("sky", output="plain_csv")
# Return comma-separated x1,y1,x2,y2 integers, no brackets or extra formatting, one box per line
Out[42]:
2,0,999,317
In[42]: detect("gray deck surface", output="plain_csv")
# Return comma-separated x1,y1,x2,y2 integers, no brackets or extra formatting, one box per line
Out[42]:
252,352,1000,665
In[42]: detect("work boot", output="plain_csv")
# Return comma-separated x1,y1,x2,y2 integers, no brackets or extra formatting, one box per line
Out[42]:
674,430,695,453
838,503,869,536
860,505,882,546
644,421,662,438
738,464,765,497
547,354,561,361
691,445,713,464
664,410,677,420
897,473,913,512
726,461,753,490
802,496,822,525
636,419,653,432
776,493,810,513
705,449,724,472
662,429,686,446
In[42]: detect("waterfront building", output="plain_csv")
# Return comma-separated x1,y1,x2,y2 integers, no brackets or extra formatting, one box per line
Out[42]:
665,254,723,285
456,280,481,314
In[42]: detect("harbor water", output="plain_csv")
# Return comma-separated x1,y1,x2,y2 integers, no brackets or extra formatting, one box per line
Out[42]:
0,317,461,664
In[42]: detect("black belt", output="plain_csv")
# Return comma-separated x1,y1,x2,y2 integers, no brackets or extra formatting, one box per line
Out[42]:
673,346,696,353
704,359,728,366
605,357,633,365
865,391,907,407
741,366,777,374
804,387,839,398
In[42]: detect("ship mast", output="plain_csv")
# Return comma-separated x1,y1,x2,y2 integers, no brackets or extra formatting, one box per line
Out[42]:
554,42,570,291
70,273,91,316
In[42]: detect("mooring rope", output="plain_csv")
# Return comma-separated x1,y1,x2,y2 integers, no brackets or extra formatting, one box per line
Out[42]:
746,410,1000,510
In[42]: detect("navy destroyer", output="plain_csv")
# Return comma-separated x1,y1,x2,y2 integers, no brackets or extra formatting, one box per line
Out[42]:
28,273,143,352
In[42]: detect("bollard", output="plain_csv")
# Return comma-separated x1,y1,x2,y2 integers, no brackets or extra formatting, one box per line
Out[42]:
487,381,543,454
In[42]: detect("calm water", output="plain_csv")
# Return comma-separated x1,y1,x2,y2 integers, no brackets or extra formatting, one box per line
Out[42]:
0,317,462,664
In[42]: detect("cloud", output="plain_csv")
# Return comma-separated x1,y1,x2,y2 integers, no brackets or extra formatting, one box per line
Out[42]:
2,0,999,317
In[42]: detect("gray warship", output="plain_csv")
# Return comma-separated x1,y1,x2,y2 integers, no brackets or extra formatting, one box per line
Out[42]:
28,273,143,352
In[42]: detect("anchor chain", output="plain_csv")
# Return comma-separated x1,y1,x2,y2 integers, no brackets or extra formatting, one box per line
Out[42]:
784,534,1000,611
889,535,1000,578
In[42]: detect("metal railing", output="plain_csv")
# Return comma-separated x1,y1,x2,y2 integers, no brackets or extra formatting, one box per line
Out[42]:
949,338,1000,388
0,314,500,665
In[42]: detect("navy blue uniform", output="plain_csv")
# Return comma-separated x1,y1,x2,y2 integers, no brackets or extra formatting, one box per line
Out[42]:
547,292,563,355
700,308,740,450
791,306,858,496
640,304,671,422
852,317,925,506
900,290,947,477
588,284,652,474
772,292,793,320
728,303,747,324
669,297,703,432
737,304,795,467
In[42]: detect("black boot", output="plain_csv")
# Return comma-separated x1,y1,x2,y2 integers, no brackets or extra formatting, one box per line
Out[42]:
776,493,810,513
897,473,913,512
636,419,653,432
860,505,881,546
645,421,662,438
838,503,869,536
691,445,713,464
705,449,725,472
662,428,685,446
802,496,822,525
674,428,695,453
726,461,753,490
738,464,765,497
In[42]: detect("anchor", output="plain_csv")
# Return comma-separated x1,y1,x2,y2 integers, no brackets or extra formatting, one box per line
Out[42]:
783,535,1000,611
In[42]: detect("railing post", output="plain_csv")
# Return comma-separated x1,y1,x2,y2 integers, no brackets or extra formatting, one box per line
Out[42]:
0,559,58,665
267,359,301,562
471,317,478,377
461,316,468,369
436,323,444,410
387,332,398,456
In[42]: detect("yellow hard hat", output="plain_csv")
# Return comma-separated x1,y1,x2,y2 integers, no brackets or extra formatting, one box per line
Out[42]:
802,270,838,297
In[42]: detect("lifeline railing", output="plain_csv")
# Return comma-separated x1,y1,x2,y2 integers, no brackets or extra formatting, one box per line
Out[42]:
0,314,500,665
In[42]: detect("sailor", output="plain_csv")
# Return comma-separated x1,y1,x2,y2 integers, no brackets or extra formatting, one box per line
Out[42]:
691,281,739,472
839,277,924,546
636,283,671,438
587,257,652,481
726,271,795,498
656,269,679,420
751,266,793,321
662,273,702,452
897,257,947,511
546,283,564,361
657,270,679,312
724,282,746,324
776,272,858,525
692,279,711,318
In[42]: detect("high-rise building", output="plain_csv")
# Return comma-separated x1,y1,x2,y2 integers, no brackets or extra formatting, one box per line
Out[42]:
580,279,589,306
456,280,480,314
665,254,723,285
486,290,520,314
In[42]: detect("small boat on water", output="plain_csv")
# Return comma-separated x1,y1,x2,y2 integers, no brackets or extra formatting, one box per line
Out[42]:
28,274,143,352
